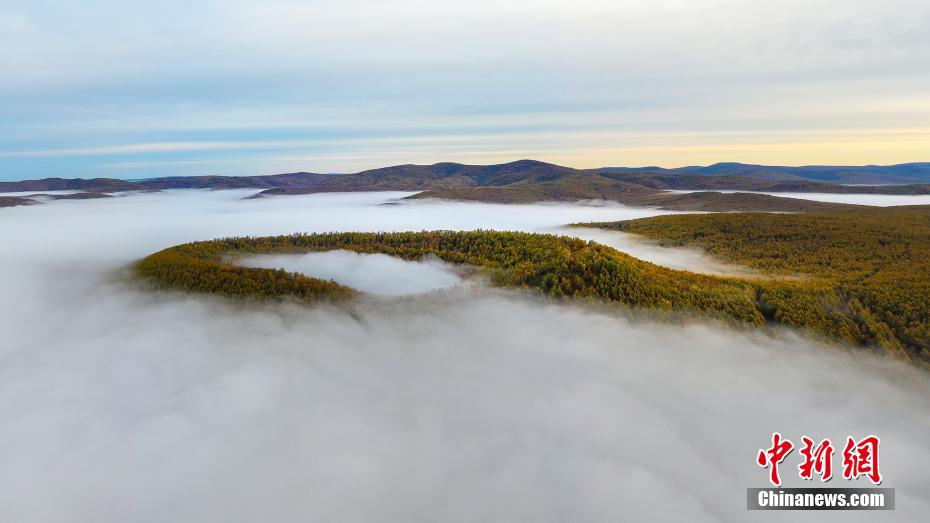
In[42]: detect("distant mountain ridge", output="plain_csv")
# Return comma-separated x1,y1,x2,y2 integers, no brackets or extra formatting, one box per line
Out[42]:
4,160,930,194
2,160,930,212
0,172,332,193
256,159,579,195
0,160,580,195
597,162,930,184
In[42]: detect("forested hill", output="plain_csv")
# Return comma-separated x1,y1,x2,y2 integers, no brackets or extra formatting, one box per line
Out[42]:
135,229,925,367
592,171,930,194
3,160,930,198
582,205,930,366
597,162,930,184
0,177,140,193
406,177,862,212
0,196,34,208
255,159,580,195
0,172,331,193
0,160,574,194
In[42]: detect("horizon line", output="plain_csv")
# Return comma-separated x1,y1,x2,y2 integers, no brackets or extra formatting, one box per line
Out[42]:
3,158,930,184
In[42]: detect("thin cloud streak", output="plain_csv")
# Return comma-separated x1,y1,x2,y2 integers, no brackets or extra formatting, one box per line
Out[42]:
9,127,930,172
1,0,929,178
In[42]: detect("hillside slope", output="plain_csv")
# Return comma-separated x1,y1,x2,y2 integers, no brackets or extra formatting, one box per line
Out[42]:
135,229,919,365
4,160,930,212
409,175,861,212
0,196,34,208
598,162,930,184
257,160,580,195
584,206,930,365
6,160,930,194
596,172,930,194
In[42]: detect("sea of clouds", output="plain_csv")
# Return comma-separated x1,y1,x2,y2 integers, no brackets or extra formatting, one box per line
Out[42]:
1,190,928,522
239,250,464,296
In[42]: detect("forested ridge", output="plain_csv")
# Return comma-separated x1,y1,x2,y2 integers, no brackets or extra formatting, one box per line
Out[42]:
135,229,920,365
135,240,357,303
585,205,930,366
0,196,34,208
409,180,859,212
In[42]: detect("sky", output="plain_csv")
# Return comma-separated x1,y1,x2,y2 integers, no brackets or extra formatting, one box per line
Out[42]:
1,0,929,180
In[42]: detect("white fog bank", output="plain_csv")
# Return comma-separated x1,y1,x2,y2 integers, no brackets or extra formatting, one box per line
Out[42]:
1,190,928,522
0,189,721,275
667,190,930,207
238,250,463,295
561,227,763,278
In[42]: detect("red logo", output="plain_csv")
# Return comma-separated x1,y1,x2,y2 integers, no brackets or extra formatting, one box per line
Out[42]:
757,434,881,486
842,436,882,484
756,432,794,486
798,436,834,481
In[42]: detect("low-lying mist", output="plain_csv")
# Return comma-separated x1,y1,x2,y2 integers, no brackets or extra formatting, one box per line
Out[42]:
239,250,464,295
668,190,930,207
1,190,928,522
562,227,763,278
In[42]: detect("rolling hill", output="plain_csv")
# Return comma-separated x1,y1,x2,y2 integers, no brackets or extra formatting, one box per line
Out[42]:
3,160,930,212
597,162,930,184
135,226,925,367
0,196,34,208
255,160,580,195
407,176,860,212
583,205,930,366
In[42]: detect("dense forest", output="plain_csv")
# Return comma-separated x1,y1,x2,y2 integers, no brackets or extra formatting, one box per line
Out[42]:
0,196,33,208
0,192,111,209
135,228,923,366
585,205,930,366
596,161,930,185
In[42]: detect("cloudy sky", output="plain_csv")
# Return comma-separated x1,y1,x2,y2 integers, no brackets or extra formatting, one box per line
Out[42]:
2,0,929,180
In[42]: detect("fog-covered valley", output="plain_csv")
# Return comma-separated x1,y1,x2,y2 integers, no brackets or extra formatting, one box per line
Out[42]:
239,250,464,296
667,190,930,207
1,190,928,522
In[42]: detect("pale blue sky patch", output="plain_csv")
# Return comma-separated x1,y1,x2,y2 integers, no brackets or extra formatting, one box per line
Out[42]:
1,0,929,179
